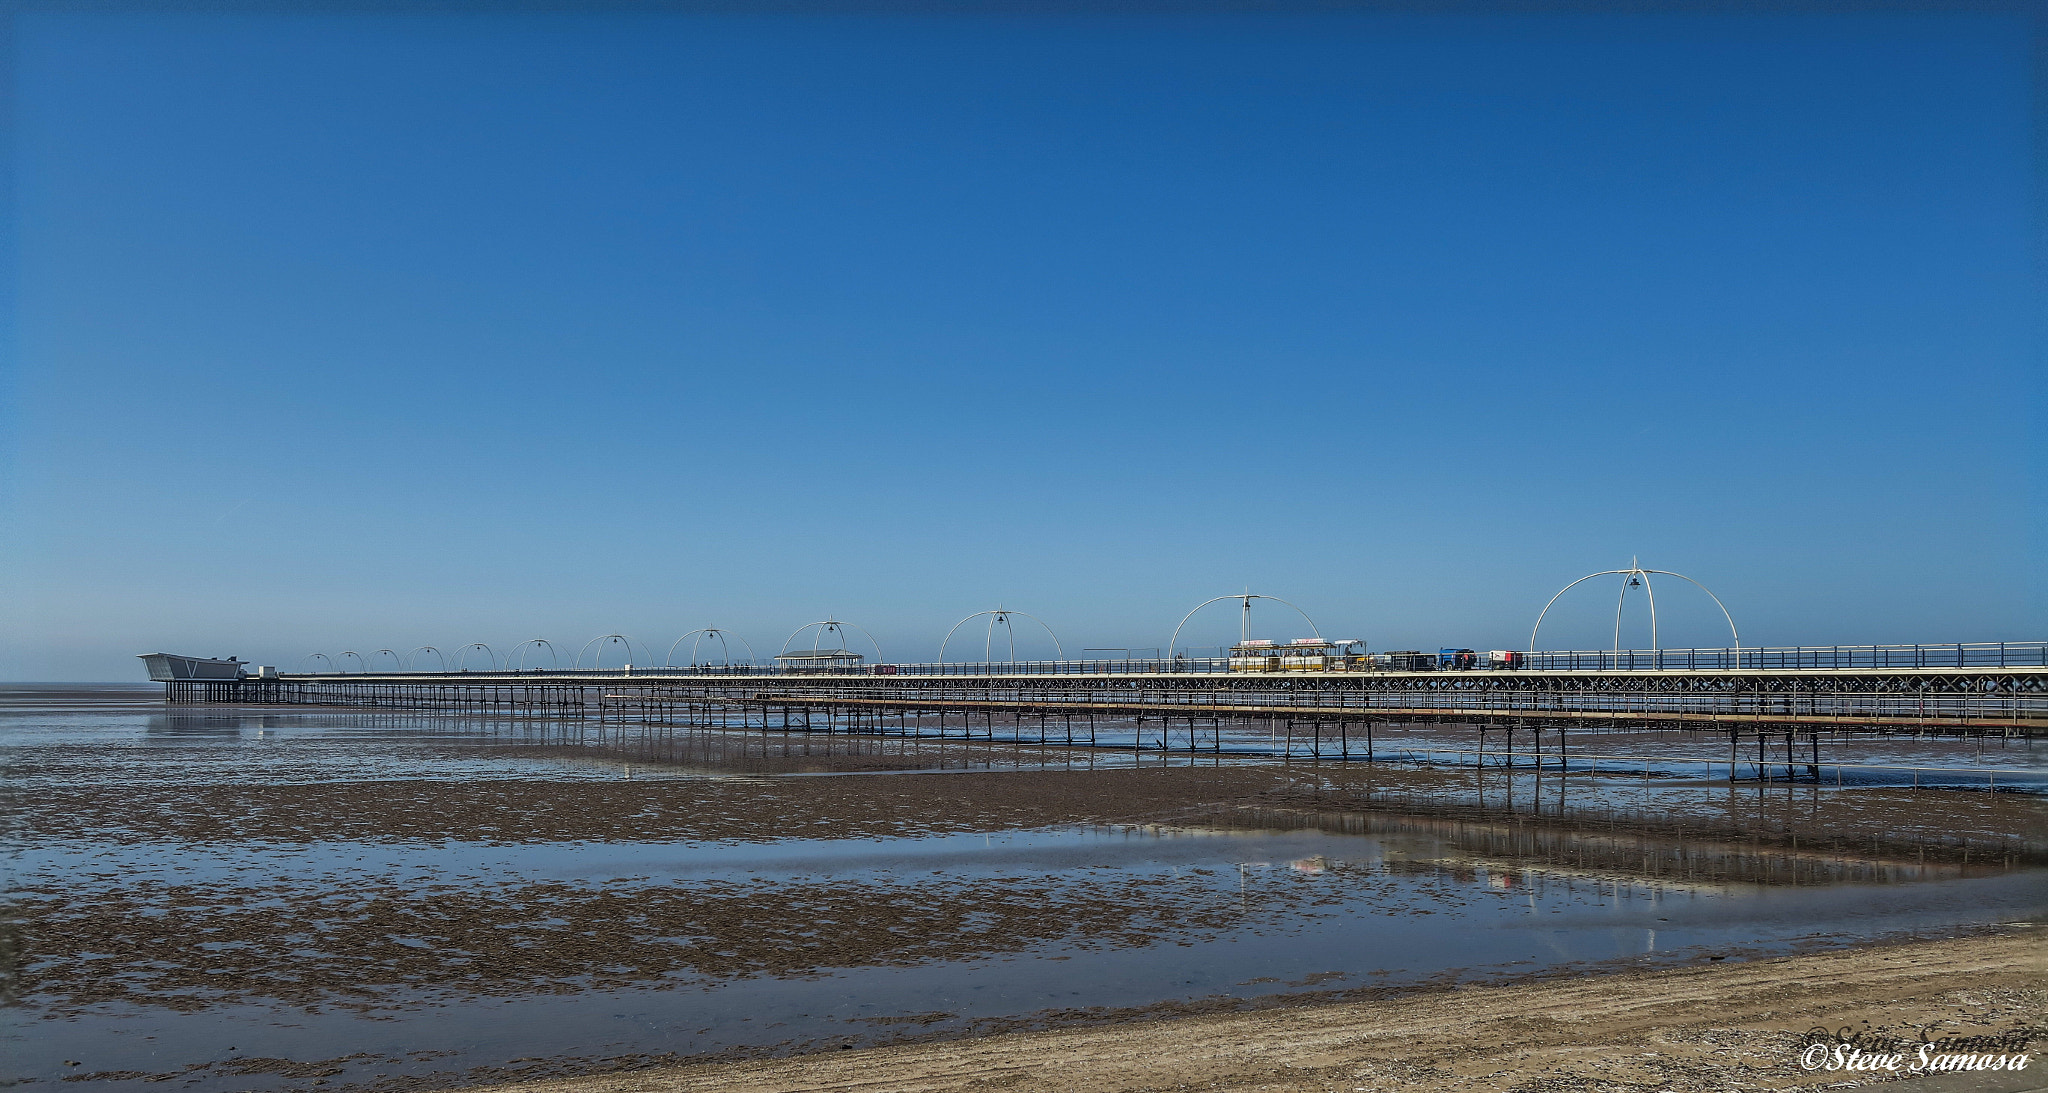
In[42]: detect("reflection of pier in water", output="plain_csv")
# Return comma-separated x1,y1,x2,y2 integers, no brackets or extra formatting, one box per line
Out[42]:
1203,808,2021,887
127,706,2045,865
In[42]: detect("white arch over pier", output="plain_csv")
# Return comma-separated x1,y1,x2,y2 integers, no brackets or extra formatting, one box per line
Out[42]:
665,628,756,667
781,618,886,663
938,608,1065,663
1529,559,1739,653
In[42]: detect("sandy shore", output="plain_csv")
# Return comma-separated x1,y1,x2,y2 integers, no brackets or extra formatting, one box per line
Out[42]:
16,704,2043,1092
467,931,2044,1093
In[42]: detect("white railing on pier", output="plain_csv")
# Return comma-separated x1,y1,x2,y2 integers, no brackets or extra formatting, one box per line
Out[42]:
1517,642,2048,672
275,641,2046,679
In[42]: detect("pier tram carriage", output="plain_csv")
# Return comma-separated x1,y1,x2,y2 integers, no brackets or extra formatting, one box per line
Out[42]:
1225,642,1522,673
1228,638,1368,673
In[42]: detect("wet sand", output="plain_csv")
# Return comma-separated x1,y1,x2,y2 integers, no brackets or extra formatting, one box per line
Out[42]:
468,931,2045,1093
23,758,2046,861
22,868,1295,1012
11,697,2045,1092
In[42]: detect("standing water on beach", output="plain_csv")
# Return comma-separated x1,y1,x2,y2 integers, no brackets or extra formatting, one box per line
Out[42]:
8,688,2043,1093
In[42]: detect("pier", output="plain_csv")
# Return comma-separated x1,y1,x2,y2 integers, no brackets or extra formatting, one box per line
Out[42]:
158,641,2048,786
163,641,2047,727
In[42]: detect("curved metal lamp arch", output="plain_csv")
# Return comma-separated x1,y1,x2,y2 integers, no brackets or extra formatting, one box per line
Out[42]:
1166,594,1322,660
409,646,447,672
667,630,716,667
1529,565,1739,653
665,628,756,667
300,653,334,673
370,649,405,673
666,629,727,667
338,651,366,674
509,638,559,671
455,643,497,671
780,619,886,663
937,609,1065,663
575,634,643,671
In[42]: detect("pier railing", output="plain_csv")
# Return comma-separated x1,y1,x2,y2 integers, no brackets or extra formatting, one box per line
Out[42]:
1516,642,2048,672
417,658,1239,677
277,641,2047,679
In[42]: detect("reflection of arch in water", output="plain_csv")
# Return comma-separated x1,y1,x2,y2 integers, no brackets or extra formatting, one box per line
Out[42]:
575,633,646,670
780,618,886,662
337,651,367,673
369,649,406,673
938,608,1065,663
300,653,334,673
410,646,447,672
1167,593,1323,659
508,638,559,671
665,628,756,667
1529,557,1739,653
455,643,497,671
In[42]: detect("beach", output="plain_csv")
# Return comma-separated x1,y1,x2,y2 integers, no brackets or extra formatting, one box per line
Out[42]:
472,932,2044,1093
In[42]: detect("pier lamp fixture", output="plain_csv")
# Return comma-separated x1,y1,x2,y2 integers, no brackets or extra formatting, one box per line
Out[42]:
508,638,559,671
938,608,1065,664
780,618,886,663
1528,557,1740,654
409,646,447,672
1167,592,1324,662
665,628,756,668
575,633,645,671
299,653,334,674
455,643,497,672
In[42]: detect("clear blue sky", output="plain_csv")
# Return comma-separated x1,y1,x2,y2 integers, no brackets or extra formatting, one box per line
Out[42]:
3,8,2041,679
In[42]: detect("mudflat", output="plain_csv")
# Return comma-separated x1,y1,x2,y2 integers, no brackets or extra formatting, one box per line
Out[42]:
468,932,2045,1093
13,697,2044,1093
